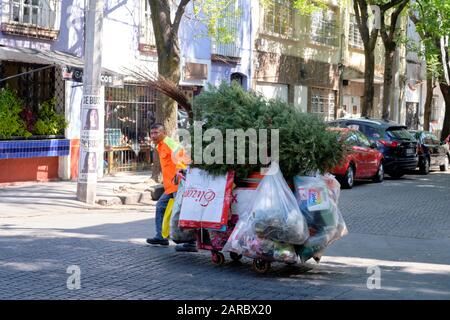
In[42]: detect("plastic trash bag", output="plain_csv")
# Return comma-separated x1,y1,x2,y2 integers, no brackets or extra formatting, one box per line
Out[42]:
170,180,196,243
223,214,298,263
293,174,348,263
224,162,308,263
249,163,309,245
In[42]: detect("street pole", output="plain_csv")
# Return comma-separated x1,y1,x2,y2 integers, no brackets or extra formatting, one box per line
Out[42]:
77,0,104,204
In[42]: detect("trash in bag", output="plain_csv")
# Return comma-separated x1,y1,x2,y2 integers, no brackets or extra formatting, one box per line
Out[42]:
223,213,298,264
272,242,298,264
294,174,348,263
249,163,309,245
170,179,196,243
224,162,308,263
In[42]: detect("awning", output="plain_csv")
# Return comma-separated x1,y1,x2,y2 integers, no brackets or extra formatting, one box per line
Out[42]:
0,45,124,87
0,45,84,67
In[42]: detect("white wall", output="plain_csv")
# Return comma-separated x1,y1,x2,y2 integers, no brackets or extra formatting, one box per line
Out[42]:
255,82,288,102
294,85,308,112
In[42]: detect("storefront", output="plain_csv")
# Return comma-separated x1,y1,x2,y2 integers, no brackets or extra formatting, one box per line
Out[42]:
103,83,157,173
0,45,123,183
0,46,71,183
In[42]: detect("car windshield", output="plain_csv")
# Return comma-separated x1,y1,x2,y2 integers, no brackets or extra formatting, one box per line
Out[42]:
386,127,413,141
408,131,419,141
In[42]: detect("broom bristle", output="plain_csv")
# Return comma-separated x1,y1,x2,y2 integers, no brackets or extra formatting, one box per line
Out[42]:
124,67,192,115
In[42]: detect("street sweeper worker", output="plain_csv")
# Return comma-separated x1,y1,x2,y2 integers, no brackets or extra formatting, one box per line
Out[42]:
145,123,197,252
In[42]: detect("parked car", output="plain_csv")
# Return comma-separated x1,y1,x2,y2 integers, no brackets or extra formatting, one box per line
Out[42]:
409,130,450,174
327,118,418,178
328,128,384,189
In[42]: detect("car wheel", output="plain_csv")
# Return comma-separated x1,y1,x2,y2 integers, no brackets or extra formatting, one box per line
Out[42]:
419,157,430,175
372,162,384,183
440,156,449,172
341,166,354,189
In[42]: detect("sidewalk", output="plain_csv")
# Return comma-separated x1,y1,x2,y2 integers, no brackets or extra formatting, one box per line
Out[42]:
0,172,159,215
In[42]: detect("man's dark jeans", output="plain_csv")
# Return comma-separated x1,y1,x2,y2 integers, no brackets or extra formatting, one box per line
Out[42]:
154,192,176,240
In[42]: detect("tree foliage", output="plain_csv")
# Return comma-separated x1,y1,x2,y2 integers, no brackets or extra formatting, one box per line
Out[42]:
189,82,345,180
411,0,450,138
0,88,31,139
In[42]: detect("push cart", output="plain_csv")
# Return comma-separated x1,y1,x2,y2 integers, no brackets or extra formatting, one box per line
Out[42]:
196,214,242,265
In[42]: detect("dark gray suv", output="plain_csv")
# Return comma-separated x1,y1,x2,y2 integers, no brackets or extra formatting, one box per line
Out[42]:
328,118,418,178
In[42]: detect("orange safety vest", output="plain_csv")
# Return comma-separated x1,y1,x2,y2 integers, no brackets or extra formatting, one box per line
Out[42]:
156,136,189,195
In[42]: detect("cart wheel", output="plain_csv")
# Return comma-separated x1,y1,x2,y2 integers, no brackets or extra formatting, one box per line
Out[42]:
229,252,242,262
252,259,271,274
211,251,225,265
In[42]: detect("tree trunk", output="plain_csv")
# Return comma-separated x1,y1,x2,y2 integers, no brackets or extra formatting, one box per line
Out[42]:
149,0,189,182
423,72,433,131
382,47,396,120
151,50,181,182
362,49,376,117
440,82,450,140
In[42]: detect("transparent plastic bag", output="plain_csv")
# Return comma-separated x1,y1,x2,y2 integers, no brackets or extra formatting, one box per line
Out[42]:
223,213,298,263
294,174,348,263
249,163,309,245
224,162,309,261
170,180,196,243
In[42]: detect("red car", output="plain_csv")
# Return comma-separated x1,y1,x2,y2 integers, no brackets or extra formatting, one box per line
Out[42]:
329,128,384,189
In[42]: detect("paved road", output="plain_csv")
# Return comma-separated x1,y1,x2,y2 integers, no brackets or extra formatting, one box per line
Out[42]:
1,171,450,300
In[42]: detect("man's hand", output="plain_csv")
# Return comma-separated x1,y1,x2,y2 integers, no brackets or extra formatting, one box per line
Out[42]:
173,169,186,185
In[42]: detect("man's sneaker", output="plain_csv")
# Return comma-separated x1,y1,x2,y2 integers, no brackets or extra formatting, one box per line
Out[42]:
146,238,169,246
175,242,198,252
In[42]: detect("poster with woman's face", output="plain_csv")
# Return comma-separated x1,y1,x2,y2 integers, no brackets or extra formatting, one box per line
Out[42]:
78,151,97,182
80,107,100,152
83,108,99,130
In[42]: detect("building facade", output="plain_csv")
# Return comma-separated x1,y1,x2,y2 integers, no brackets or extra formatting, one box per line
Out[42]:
1,0,446,185
0,0,252,183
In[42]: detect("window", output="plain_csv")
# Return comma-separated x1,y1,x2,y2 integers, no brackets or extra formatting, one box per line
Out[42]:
431,96,440,121
310,88,335,121
263,0,294,36
362,125,382,141
423,133,435,145
385,128,413,141
139,0,156,50
184,62,208,81
211,0,241,57
8,0,58,29
345,132,359,146
349,14,363,49
0,61,56,113
311,8,338,46
423,133,439,145
355,131,371,147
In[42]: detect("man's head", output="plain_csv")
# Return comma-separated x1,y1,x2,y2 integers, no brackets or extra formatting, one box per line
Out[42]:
150,123,166,144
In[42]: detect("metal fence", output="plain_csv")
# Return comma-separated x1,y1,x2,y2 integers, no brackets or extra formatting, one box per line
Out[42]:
104,84,157,173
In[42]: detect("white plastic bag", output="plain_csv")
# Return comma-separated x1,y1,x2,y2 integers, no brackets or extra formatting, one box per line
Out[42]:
223,213,298,263
250,163,309,245
293,174,348,262
170,180,196,243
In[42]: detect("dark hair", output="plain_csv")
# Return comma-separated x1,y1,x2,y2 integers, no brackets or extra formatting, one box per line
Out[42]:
150,123,165,130
83,152,97,173
84,109,99,130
